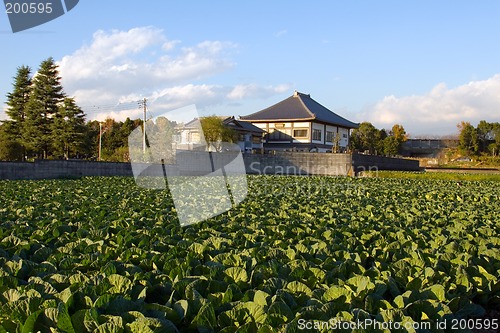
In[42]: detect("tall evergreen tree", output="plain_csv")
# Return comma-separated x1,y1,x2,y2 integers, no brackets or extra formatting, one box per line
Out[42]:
3,65,32,159
51,97,86,159
23,58,65,159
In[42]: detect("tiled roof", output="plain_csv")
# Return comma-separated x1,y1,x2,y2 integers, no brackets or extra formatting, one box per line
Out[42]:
182,117,265,133
223,117,265,133
240,91,359,129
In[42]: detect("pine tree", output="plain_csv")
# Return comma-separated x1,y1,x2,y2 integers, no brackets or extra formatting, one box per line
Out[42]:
23,58,65,159
4,65,32,159
51,97,86,159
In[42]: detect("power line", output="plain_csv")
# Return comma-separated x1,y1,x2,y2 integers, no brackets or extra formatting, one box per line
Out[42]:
79,100,143,115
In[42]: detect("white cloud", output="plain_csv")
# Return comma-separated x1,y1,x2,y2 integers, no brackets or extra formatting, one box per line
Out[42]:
227,84,290,100
162,40,180,51
57,27,285,122
83,84,227,122
59,27,234,100
274,29,288,38
360,74,500,136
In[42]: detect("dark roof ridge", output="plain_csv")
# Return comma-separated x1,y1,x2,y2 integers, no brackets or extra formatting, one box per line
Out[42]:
298,92,359,128
295,91,316,119
293,90,310,98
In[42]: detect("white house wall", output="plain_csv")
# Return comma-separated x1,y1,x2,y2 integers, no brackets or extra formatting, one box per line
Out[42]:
253,123,267,129
311,122,324,145
339,127,349,147
325,125,337,146
247,120,353,149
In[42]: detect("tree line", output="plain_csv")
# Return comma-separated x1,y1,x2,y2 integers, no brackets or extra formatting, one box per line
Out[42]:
0,59,142,162
349,122,408,156
457,121,500,156
349,121,500,158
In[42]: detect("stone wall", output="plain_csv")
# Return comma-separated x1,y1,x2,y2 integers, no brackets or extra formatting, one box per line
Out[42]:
244,152,353,175
351,154,420,173
0,152,420,180
0,160,133,180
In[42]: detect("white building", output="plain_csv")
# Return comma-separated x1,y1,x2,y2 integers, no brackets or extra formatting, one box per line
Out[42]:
240,91,359,152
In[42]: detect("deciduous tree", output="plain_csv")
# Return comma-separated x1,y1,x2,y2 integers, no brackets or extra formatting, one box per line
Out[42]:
200,116,236,151
349,122,381,154
457,121,479,155
0,123,23,161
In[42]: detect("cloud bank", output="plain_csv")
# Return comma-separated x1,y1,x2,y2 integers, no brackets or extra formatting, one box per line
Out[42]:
361,75,500,136
58,27,288,121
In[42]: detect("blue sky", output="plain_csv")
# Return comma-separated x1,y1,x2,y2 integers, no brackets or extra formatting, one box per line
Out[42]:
1,1,500,136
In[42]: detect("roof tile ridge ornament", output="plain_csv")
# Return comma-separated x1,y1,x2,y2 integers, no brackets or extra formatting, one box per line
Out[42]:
293,90,311,98
294,91,316,119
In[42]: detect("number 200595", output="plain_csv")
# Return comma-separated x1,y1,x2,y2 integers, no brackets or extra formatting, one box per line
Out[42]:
5,2,53,14
451,318,498,330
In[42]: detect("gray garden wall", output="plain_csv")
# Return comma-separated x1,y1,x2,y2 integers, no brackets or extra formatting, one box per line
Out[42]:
0,152,419,180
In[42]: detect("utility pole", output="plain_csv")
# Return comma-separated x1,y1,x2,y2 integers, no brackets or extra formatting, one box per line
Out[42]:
98,122,103,161
142,98,147,154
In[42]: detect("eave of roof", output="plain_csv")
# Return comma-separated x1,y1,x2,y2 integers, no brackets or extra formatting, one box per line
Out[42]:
225,118,266,133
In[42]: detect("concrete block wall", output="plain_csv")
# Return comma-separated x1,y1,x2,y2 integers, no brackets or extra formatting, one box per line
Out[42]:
0,160,133,180
352,154,420,173
243,152,352,176
0,152,420,180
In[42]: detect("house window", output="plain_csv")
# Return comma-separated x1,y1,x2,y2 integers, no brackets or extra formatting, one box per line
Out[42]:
312,129,322,141
188,132,201,143
326,131,334,143
293,129,308,138
238,134,245,142
343,133,348,138
252,135,262,144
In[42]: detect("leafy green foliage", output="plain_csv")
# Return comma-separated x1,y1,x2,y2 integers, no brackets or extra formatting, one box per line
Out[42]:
364,170,500,182
0,176,498,332
0,124,24,161
200,116,237,151
350,122,408,156
457,120,500,157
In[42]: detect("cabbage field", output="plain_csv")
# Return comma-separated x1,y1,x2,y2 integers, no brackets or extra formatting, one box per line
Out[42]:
0,176,498,332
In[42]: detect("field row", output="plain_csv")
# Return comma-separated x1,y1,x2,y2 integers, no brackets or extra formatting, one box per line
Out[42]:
0,176,498,332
